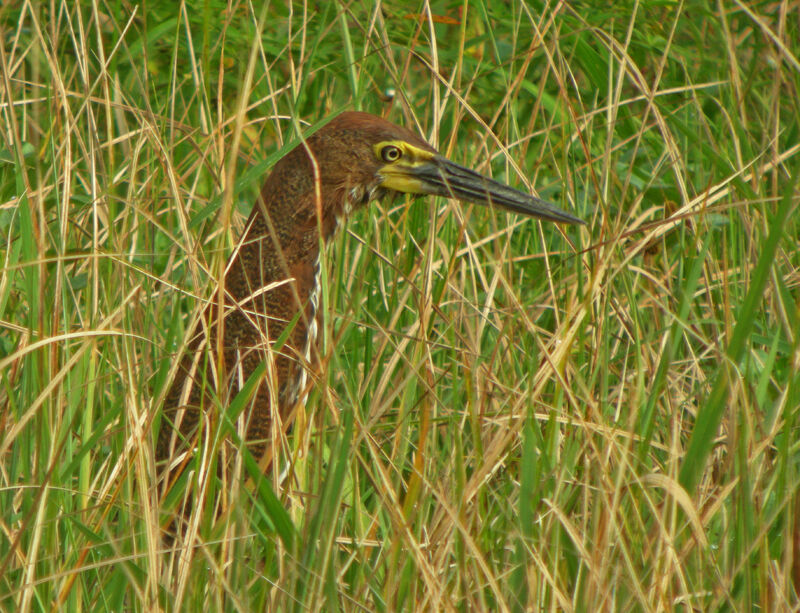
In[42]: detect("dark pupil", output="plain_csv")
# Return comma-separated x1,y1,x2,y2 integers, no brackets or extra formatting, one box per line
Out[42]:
384,147,399,161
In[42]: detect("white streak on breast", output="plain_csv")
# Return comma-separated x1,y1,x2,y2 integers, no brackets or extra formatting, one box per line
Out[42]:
287,253,321,407
287,179,380,406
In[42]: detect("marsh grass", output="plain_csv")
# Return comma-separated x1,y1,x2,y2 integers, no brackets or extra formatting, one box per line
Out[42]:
1,1,799,611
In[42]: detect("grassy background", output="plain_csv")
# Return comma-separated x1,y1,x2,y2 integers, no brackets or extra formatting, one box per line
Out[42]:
1,0,799,610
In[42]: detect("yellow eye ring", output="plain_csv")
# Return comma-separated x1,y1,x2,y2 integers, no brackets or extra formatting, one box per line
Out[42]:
380,145,402,162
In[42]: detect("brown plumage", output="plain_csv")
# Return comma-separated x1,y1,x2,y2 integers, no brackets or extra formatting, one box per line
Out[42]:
156,111,583,506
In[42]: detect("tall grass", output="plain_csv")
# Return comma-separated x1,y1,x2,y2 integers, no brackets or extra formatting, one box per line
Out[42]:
1,1,799,610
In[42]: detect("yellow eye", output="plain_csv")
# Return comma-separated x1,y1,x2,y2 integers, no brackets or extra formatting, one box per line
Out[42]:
380,145,402,163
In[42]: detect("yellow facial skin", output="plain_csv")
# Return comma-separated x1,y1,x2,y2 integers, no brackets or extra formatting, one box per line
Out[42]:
374,140,437,195
372,138,585,225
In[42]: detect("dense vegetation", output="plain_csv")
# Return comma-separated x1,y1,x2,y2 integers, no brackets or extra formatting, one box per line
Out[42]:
1,1,798,610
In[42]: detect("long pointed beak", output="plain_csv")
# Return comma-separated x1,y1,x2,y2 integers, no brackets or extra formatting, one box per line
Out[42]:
410,157,585,225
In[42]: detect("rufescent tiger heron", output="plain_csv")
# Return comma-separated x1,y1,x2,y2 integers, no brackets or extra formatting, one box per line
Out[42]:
156,111,584,510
